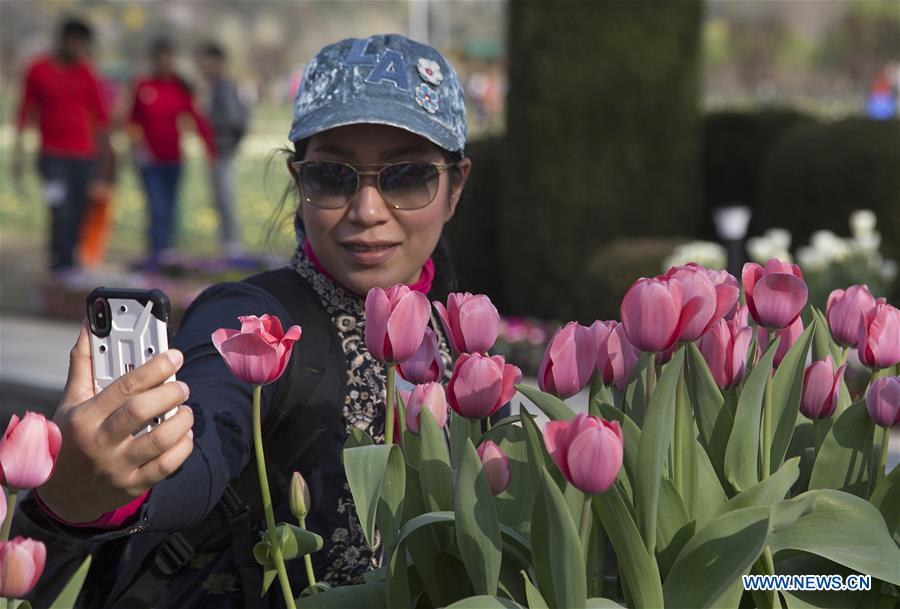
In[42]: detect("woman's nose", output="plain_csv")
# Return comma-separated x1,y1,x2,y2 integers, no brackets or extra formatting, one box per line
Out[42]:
346,175,391,226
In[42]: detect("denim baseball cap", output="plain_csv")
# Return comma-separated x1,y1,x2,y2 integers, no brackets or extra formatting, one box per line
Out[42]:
288,34,467,153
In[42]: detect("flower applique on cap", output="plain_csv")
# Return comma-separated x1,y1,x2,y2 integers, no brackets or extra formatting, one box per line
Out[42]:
416,57,444,86
415,83,439,114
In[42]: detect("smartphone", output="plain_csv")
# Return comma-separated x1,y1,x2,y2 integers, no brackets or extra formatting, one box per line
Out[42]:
87,287,177,437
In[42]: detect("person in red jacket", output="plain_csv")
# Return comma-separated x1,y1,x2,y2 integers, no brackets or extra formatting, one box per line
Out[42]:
12,18,111,272
128,38,216,270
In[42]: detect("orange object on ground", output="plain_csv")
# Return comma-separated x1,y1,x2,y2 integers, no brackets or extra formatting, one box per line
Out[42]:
78,182,113,267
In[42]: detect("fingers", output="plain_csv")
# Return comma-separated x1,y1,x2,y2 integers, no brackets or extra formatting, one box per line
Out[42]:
100,379,189,443
90,350,184,421
60,320,96,410
131,429,194,489
122,405,194,467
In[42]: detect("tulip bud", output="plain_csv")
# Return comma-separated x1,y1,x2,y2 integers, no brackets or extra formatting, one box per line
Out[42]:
365,285,431,363
800,357,847,420
858,303,900,371
0,412,62,490
866,376,900,429
0,487,6,530
621,277,683,352
543,413,623,495
433,292,500,354
758,316,804,369
826,285,876,347
699,308,753,390
447,353,522,420
661,265,718,342
406,382,448,434
476,440,510,495
742,259,808,329
212,315,302,385
538,322,596,398
289,472,310,521
0,537,46,598
397,328,445,384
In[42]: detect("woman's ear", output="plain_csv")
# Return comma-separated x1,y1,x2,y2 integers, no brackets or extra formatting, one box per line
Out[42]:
446,157,472,220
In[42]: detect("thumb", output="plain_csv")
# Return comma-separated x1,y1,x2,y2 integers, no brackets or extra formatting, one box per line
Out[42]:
60,320,96,410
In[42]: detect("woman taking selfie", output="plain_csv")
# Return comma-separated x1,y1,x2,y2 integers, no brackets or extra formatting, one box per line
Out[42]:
19,34,471,608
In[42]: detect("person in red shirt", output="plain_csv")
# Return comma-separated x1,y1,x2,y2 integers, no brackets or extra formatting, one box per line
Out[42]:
13,18,111,271
128,38,216,270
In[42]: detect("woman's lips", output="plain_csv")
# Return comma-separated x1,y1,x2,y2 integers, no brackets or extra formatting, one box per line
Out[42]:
341,242,399,265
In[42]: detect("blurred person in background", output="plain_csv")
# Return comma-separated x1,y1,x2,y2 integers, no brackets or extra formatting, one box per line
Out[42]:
12,17,111,273
197,41,250,263
128,38,217,272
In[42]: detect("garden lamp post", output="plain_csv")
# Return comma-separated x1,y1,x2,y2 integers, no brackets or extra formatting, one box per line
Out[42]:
713,204,752,277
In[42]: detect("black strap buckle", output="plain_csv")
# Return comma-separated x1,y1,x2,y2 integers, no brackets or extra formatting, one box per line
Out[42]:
219,483,252,529
152,533,195,576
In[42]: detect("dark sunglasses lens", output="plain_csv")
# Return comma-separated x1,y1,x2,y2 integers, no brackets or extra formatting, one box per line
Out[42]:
299,162,356,208
379,163,441,209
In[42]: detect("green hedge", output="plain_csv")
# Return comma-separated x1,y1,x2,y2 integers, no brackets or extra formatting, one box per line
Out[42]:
499,0,703,322
755,118,900,262
701,109,818,239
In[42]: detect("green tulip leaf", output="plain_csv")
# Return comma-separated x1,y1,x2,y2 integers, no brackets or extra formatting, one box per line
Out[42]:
418,405,454,513
586,599,627,609
810,307,841,363
623,353,649,426
295,579,387,608
685,342,730,483
345,426,374,449
769,319,816,473
456,439,503,596
594,402,641,504
715,457,801,518
869,461,900,536
261,566,277,597
519,409,548,473
492,424,538,538
593,484,664,609
522,570,550,609
532,466,586,609
663,507,771,609
445,596,526,608
768,489,900,585
673,374,699,516
343,443,406,551
516,383,576,421
49,553,92,609
635,347,685,554
655,479,694,579
693,437,728,528
808,401,874,497
451,410,471,471
725,338,779,492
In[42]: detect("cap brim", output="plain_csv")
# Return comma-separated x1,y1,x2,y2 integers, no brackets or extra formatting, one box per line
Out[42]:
288,97,463,153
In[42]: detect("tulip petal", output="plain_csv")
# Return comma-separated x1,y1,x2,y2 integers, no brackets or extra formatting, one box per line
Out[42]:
365,288,391,361
432,300,459,353
448,355,503,419
543,419,572,480
211,328,241,354
752,273,808,329
387,291,430,362
566,425,623,494
621,279,680,352
741,262,764,322
496,362,522,415
458,295,499,354
218,333,280,385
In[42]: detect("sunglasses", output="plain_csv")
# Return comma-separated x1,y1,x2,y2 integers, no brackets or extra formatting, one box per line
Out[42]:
291,160,457,210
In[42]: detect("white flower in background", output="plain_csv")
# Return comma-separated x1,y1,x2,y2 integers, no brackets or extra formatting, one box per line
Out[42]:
765,228,792,252
797,246,829,272
854,232,882,254
883,259,898,282
663,241,727,271
747,227,792,263
850,209,877,239
810,230,852,261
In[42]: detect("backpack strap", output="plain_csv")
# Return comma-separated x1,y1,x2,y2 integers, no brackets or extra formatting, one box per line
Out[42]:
113,269,345,607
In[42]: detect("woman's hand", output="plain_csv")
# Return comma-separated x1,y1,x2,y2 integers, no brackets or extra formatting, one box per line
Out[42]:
37,322,195,523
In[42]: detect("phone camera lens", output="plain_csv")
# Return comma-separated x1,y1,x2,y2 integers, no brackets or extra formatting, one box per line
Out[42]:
147,346,155,355
120,305,127,313
99,345,107,353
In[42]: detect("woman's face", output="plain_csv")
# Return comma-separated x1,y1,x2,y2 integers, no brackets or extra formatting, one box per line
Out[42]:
297,124,471,296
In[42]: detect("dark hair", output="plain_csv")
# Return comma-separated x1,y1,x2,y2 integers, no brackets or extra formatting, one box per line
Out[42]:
149,37,175,58
264,140,464,301
59,18,92,42
199,42,226,61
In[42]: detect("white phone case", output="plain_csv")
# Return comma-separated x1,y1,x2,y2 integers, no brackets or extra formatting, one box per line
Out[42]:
88,295,177,436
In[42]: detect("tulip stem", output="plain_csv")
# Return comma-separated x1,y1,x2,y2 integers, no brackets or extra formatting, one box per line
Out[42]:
386,364,396,445
470,418,482,446
578,493,593,562
0,488,16,542
253,384,297,609
838,347,850,369
876,427,890,489
813,419,825,453
645,353,657,407
299,516,318,593
762,371,773,479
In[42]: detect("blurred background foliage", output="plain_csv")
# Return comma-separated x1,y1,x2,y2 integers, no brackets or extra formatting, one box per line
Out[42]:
1,0,898,325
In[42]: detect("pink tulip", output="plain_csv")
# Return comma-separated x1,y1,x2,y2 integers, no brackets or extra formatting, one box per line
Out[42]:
866,376,900,428
592,321,639,391
0,537,46,598
0,487,6,529
433,292,500,354
365,285,431,363
538,322,596,398
0,412,62,490
405,382,449,434
758,316,804,369
447,353,522,419
826,285,877,347
477,440,510,495
703,267,741,319
858,303,900,370
543,413,623,495
663,264,738,341
212,315,302,385
621,277,683,352
397,328,445,384
699,306,753,390
742,259,808,329
800,357,847,420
